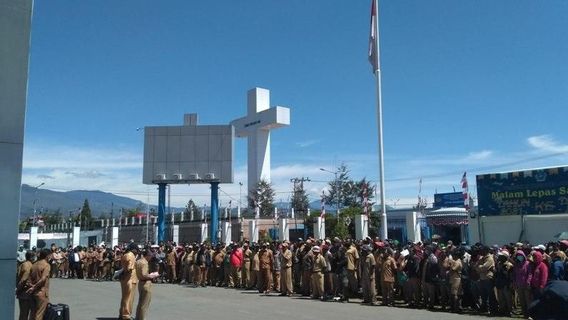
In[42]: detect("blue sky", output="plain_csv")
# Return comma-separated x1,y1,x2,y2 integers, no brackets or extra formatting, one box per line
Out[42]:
23,0,568,209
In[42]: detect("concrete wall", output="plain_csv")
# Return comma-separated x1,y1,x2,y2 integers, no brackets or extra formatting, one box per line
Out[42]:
468,214,568,245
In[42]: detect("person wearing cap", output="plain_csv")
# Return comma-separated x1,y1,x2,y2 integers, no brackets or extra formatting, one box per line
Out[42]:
475,245,497,315
135,248,159,320
241,242,252,288
310,246,327,300
211,245,225,286
165,246,177,283
280,242,293,296
293,239,305,293
494,250,513,316
344,241,359,301
249,245,260,290
258,243,273,294
301,241,314,296
360,245,376,304
272,244,282,292
447,248,463,313
381,248,397,306
119,243,139,320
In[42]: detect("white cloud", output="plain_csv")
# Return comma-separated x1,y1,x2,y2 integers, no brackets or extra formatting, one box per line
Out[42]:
21,137,568,209
296,139,319,148
527,135,568,153
465,150,493,161
23,144,141,170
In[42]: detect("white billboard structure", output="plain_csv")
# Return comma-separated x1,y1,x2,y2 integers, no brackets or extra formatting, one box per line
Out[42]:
143,114,234,243
231,88,290,195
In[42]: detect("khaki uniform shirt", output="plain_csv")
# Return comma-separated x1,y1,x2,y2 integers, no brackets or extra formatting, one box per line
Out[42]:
259,249,273,270
29,260,50,297
381,256,397,283
312,254,327,273
121,251,138,283
16,261,33,298
136,258,152,289
346,246,359,271
475,254,495,280
362,253,376,280
281,249,293,268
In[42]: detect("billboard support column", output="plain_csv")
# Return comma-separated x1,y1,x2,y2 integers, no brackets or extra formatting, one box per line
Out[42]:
210,182,219,244
157,183,167,243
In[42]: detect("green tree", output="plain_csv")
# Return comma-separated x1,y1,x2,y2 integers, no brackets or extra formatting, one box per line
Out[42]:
78,199,93,229
248,179,276,217
323,163,355,211
184,199,198,218
290,178,310,217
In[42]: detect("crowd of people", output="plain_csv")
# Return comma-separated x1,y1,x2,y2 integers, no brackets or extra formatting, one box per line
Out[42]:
16,236,568,319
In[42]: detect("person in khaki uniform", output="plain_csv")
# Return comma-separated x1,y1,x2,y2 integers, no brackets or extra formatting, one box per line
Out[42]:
17,251,34,320
165,247,177,283
345,241,359,300
119,243,139,320
301,243,314,296
279,242,293,296
360,245,376,304
135,249,159,320
447,249,463,313
241,242,252,288
272,245,281,292
211,245,225,286
250,248,260,290
310,246,327,300
258,243,273,294
381,248,397,306
27,249,51,320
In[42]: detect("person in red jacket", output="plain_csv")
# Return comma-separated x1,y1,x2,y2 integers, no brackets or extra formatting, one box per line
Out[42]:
229,244,244,288
528,251,548,301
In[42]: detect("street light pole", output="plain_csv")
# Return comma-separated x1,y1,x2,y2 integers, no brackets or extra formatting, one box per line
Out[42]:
32,182,45,227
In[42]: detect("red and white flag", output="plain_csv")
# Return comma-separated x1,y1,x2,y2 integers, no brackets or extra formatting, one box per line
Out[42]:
320,192,326,218
461,172,470,210
368,0,379,73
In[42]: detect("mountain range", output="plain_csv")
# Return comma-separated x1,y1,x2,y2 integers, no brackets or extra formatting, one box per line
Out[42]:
19,184,387,219
20,184,150,218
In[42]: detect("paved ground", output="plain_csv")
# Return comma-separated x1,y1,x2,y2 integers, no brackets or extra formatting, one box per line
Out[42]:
15,279,511,320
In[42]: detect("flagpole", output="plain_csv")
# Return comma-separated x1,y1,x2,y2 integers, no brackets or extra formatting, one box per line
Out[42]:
373,0,388,240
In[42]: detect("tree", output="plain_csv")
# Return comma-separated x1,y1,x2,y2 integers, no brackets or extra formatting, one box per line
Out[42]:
323,164,376,210
78,199,93,229
248,179,276,217
184,199,198,218
323,163,354,211
290,178,310,217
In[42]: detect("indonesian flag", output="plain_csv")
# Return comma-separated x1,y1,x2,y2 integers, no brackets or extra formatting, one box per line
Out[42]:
368,0,379,73
461,172,470,210
320,192,326,218
363,185,369,217
255,203,260,219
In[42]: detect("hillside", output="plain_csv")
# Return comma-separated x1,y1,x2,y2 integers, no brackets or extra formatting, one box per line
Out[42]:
20,184,149,218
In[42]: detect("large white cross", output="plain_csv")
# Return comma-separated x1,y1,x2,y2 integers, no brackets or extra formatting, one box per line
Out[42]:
231,87,290,195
